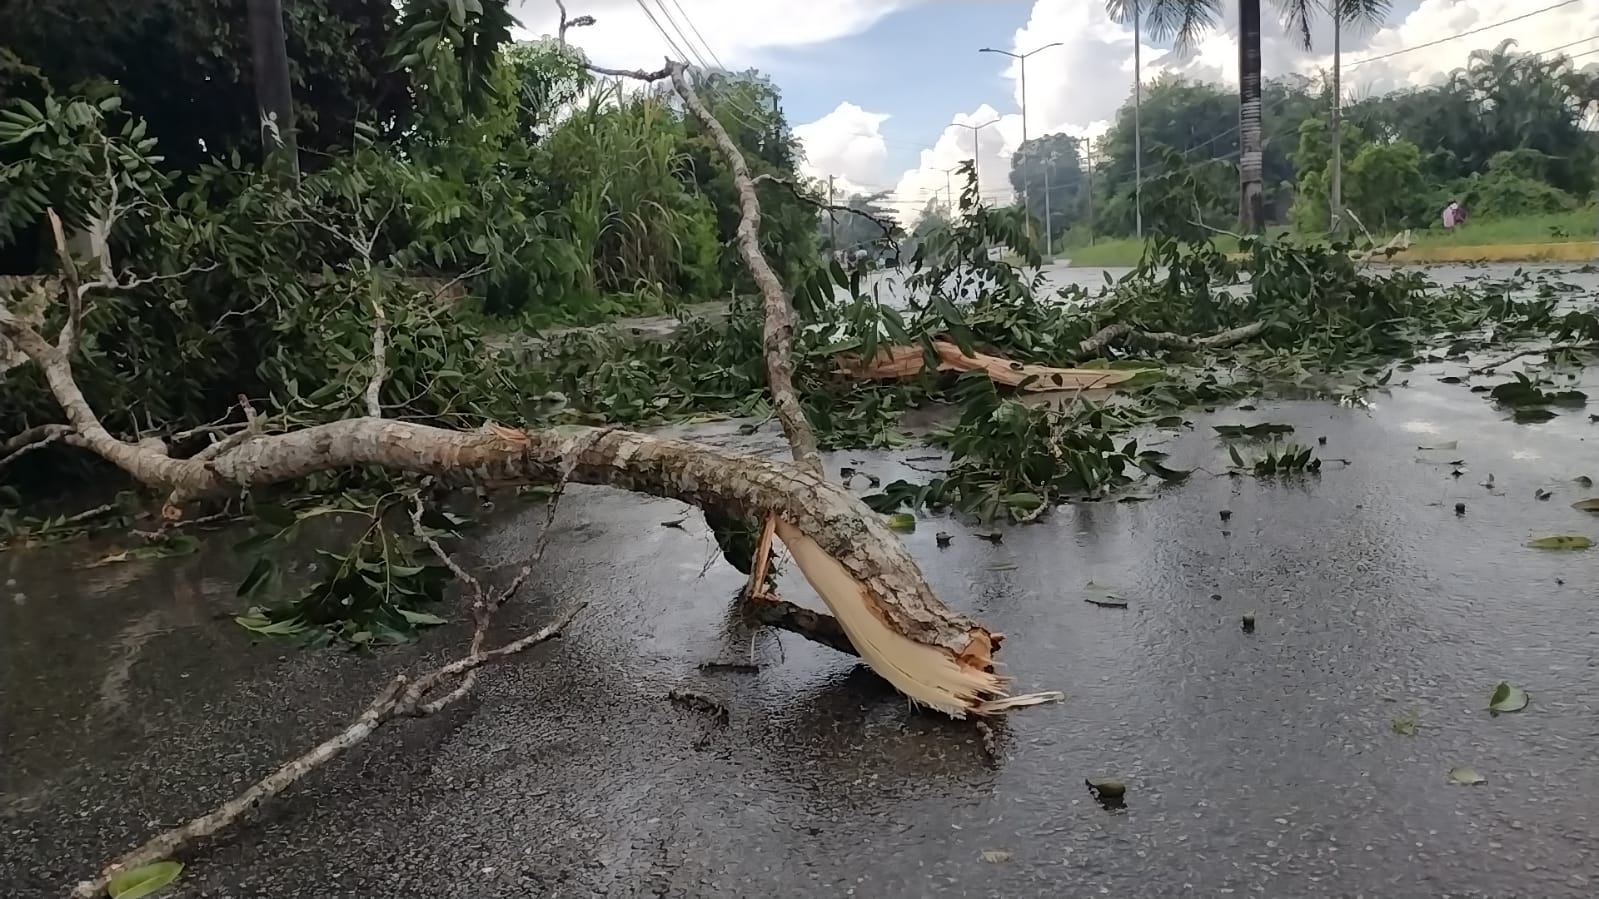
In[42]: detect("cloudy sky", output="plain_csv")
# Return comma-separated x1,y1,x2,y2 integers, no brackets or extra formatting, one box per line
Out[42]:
514,0,1599,218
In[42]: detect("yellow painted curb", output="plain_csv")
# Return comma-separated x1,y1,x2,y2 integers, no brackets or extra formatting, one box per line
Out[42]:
1376,241,1598,264
1220,241,1597,264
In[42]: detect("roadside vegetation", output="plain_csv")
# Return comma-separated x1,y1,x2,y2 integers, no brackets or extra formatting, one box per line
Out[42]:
997,40,1599,262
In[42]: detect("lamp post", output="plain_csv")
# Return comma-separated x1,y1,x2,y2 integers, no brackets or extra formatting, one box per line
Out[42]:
946,118,1000,204
979,42,1063,247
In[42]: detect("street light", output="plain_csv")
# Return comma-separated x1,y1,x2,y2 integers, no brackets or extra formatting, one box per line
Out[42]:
977,42,1062,145
979,42,1063,249
946,118,1000,203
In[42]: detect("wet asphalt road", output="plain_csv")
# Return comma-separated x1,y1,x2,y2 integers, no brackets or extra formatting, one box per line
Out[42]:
7,273,1599,898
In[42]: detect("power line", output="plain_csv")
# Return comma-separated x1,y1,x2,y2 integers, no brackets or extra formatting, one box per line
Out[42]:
630,0,694,65
647,0,712,69
1347,0,1581,69
1536,35,1599,57
662,0,726,70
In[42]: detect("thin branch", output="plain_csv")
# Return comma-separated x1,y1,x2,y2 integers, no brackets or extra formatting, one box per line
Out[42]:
70,590,583,898
365,294,388,418
1074,321,1265,359
1470,342,1599,375
192,397,265,463
587,62,673,82
554,0,595,44
752,173,901,240
0,423,78,468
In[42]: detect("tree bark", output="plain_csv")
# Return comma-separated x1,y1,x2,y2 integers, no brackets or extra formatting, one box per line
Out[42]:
665,62,823,476
1237,0,1266,234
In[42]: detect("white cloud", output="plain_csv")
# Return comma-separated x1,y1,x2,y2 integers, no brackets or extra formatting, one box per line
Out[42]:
793,103,892,190
791,0,1598,224
509,0,922,70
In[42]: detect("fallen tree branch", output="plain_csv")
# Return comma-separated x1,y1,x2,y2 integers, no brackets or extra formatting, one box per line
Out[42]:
0,297,1019,709
752,173,901,242
1075,323,1133,357
1073,321,1266,359
70,602,584,898
665,63,823,476
1130,321,1267,351
1468,342,1599,375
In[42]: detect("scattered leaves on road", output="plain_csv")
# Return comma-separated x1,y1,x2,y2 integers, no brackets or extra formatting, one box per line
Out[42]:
108,861,183,899
1391,711,1420,736
1449,766,1487,786
1489,681,1529,713
1526,534,1592,550
979,850,1013,864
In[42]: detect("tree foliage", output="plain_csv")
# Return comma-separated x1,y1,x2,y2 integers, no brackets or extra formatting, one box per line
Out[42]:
1043,40,1597,244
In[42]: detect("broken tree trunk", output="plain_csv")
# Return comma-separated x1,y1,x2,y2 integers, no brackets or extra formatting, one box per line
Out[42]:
656,63,1060,712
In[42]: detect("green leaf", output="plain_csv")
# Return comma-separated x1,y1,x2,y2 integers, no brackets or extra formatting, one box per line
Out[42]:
236,614,306,636
1513,407,1557,424
884,512,916,532
1448,765,1486,786
1570,498,1599,513
1213,423,1293,438
398,609,448,626
253,504,298,529
1001,492,1043,513
1136,456,1190,481
236,557,275,598
1082,581,1129,608
1526,534,1591,550
108,860,183,899
1488,681,1529,713
1228,445,1244,468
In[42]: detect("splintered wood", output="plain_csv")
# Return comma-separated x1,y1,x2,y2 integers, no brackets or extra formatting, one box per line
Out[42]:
836,339,1145,392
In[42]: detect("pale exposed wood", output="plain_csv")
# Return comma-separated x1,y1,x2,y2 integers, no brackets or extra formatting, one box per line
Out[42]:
838,339,1145,391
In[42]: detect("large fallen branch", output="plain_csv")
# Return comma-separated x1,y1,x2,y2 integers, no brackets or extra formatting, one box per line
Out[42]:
1,299,1043,716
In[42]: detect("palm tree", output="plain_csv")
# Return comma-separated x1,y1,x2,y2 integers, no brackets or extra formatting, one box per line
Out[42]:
1279,1,1392,234
1116,0,1389,234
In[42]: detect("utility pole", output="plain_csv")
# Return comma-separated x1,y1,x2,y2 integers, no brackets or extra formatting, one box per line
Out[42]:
246,0,299,183
1330,1,1344,235
1085,135,1095,246
979,42,1063,244
827,174,837,255
948,118,999,207
1043,162,1053,256
1133,4,1143,239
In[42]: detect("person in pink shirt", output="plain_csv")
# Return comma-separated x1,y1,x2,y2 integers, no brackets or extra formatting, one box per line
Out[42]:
1442,200,1461,229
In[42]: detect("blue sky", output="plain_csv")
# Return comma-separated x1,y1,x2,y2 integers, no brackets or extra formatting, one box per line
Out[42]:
758,1,1036,178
